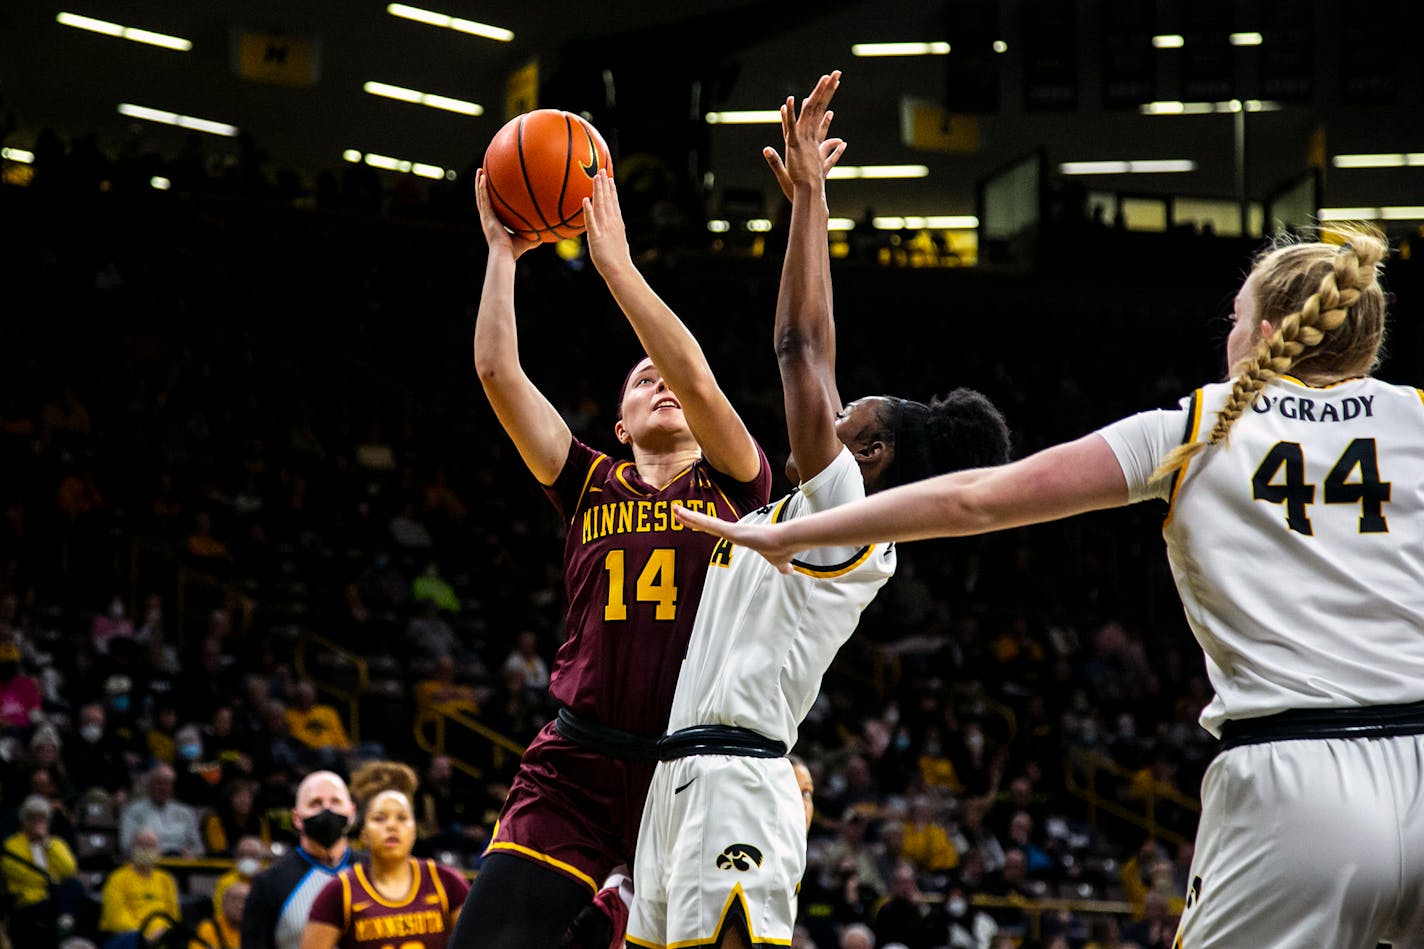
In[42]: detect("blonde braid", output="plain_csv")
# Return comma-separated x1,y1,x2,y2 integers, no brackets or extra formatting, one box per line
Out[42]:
1148,236,1383,490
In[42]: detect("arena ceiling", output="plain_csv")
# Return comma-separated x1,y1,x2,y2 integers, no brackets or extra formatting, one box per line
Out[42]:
3,0,1422,224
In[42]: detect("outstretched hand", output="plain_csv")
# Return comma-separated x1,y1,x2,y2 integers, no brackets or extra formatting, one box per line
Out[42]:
765,69,847,203
673,507,798,573
582,169,632,278
476,169,539,261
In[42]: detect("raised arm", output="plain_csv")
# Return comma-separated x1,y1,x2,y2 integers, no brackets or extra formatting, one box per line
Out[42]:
473,170,572,486
768,71,847,481
582,172,762,482
675,433,1130,569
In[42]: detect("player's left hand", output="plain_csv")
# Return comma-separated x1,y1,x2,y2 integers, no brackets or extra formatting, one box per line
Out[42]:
582,169,631,277
672,507,797,573
765,70,847,203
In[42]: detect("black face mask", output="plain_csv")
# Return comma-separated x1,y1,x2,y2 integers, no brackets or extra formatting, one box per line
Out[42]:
0,662,16,680
301,808,349,849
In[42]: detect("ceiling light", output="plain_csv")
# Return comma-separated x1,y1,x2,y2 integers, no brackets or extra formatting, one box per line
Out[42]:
386,4,513,41
348,150,449,179
150,176,171,190
745,219,773,232
1,147,35,163
851,42,950,56
118,103,238,136
1331,154,1424,169
1319,206,1424,221
872,215,978,230
993,40,1008,53
57,11,192,50
828,218,857,230
705,110,781,124
1229,32,1263,46
1140,99,1282,115
707,220,731,233
1059,160,1196,174
828,165,930,179
1152,34,1185,48
364,81,483,116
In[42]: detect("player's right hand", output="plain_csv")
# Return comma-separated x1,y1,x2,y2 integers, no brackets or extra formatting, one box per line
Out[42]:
476,169,539,261
765,70,847,203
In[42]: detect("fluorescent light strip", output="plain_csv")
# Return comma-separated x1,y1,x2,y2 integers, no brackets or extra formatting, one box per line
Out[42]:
746,219,773,232
118,103,238,136
872,215,978,230
1229,32,1263,46
1152,34,1185,48
1059,159,1196,174
57,12,191,50
851,41,950,56
150,176,171,190
827,165,930,179
386,4,513,41
705,110,781,125
1140,99,1282,115
1,147,35,163
1332,153,1424,169
1319,206,1424,221
344,149,449,180
364,81,483,116
707,220,730,233
828,218,857,231
993,40,1008,53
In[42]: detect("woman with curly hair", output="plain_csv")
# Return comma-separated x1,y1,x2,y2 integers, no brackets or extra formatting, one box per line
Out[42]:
301,762,469,949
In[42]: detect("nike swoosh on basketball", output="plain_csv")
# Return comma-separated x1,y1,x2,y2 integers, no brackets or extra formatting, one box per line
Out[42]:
674,778,696,794
579,125,599,179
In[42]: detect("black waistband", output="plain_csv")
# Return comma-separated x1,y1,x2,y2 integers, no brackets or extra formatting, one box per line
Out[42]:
554,707,662,762
657,724,786,761
1218,699,1424,751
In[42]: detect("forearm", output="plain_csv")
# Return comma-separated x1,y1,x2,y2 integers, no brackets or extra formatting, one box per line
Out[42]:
599,258,715,397
473,253,521,381
775,182,833,362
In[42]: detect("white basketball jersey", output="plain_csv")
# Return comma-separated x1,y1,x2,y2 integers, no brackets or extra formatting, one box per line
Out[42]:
665,447,896,747
1100,375,1424,736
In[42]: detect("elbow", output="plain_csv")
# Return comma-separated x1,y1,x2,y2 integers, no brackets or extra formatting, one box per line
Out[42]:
773,326,823,366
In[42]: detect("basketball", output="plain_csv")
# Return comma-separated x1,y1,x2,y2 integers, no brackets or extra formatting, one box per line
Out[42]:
482,109,614,243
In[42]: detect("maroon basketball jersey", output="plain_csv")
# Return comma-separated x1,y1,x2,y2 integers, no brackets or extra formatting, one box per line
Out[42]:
307,858,470,949
543,437,771,734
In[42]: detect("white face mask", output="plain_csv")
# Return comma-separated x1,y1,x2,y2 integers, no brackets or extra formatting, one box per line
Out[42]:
80,725,104,744
236,857,260,877
947,897,968,918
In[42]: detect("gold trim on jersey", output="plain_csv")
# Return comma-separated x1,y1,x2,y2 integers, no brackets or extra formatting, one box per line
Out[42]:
1163,388,1204,528
1278,373,1365,389
483,838,599,894
627,882,793,948
354,858,422,909
1415,388,1424,412
340,870,352,928
575,453,611,512
790,545,877,579
614,460,697,497
769,494,795,524
427,859,450,915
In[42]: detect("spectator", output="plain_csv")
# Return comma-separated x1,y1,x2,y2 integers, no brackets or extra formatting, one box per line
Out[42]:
822,810,885,896
0,640,41,728
66,702,133,798
209,835,265,922
500,629,549,694
98,827,181,944
406,600,461,664
90,596,135,656
173,723,223,808
206,705,255,779
413,656,479,716
1120,890,1177,949
873,861,936,949
283,681,352,759
901,796,958,873
841,923,875,949
144,703,180,765
2,794,82,944
410,560,460,613
194,879,248,949
117,764,202,857
203,780,270,855
25,766,77,844
942,882,998,949
242,770,356,949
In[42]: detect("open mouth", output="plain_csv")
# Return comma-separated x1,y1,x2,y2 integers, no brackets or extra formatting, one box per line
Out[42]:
653,398,681,412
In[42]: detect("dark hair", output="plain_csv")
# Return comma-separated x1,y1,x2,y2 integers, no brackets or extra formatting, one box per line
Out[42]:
880,388,1010,489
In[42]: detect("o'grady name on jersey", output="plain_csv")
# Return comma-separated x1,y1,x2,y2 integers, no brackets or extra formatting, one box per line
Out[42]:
1252,393,1375,423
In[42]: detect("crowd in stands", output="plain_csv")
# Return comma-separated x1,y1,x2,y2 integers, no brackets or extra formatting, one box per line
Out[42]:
0,129,1420,948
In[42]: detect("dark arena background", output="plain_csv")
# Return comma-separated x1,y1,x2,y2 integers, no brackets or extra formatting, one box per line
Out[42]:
1,1,1422,947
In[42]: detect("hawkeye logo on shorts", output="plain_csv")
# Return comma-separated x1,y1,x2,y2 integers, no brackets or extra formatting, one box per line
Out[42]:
716,844,764,871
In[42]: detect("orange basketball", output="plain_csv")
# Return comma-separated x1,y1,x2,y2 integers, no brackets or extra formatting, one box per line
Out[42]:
482,109,614,243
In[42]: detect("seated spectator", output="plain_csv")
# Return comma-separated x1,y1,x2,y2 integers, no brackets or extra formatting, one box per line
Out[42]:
99,827,181,944
185,511,234,566
1003,811,1054,877
501,629,549,693
406,599,461,664
118,764,202,857
193,879,248,949
203,781,270,855
144,704,180,765
413,656,479,716
284,680,352,760
841,923,876,949
173,723,224,808
2,794,82,944
25,766,77,845
67,702,136,798
1120,890,1177,949
208,835,265,922
90,597,135,656
942,881,998,949
901,796,959,873
873,860,937,949
0,639,42,727
411,560,460,613
205,706,255,780
821,810,885,900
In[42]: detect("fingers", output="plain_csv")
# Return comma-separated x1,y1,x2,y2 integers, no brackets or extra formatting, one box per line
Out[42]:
781,98,794,143
823,139,847,172
764,147,793,201
672,506,724,535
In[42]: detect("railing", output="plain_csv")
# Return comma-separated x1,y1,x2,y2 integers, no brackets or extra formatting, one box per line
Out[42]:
1063,748,1200,849
413,705,526,781
969,893,1136,941
128,540,256,648
293,632,369,744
